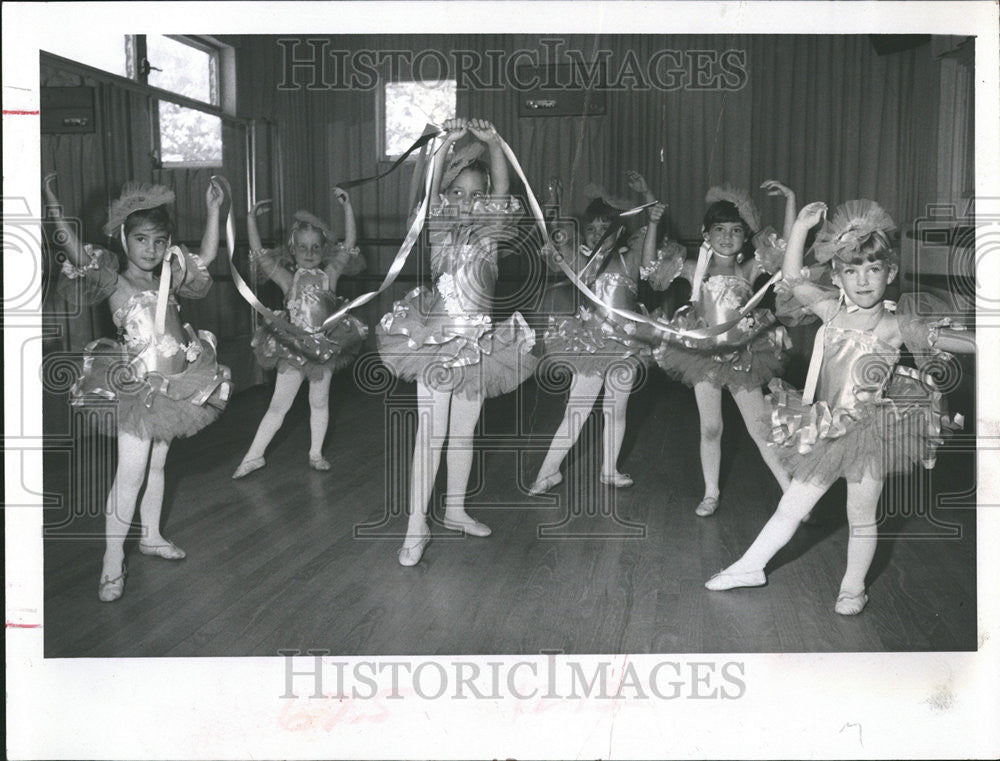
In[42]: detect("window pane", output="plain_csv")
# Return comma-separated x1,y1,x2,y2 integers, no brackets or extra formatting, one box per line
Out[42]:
384,80,456,157
159,102,222,165
41,35,129,77
147,35,214,104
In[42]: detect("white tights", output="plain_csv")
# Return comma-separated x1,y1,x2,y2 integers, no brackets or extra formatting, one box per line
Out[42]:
725,474,883,595
535,365,636,481
406,382,486,531
102,430,171,576
241,367,333,462
693,381,791,499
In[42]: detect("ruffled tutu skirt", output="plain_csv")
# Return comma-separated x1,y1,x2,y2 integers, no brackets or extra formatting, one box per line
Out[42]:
252,301,368,381
70,327,232,442
765,367,960,484
653,308,788,391
540,306,655,377
376,286,537,399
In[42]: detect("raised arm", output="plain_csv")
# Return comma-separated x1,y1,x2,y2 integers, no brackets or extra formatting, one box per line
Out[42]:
333,187,357,250
42,173,86,267
431,118,466,199
642,202,665,269
246,199,292,293
197,178,223,267
625,170,657,204
469,118,508,196
761,179,797,242
247,198,270,253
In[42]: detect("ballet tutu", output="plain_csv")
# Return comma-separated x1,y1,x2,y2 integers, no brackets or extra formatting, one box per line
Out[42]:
765,366,960,484
252,302,368,381
653,307,788,391
376,285,537,399
541,305,655,377
70,327,232,442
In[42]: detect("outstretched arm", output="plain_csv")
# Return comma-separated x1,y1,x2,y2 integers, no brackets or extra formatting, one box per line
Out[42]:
469,118,508,196
761,179,797,242
197,178,223,266
334,187,357,250
431,118,466,199
42,173,86,266
626,170,656,204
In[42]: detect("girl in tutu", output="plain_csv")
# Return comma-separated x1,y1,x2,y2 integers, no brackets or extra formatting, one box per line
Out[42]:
652,182,796,516
705,200,972,615
45,174,232,602
529,171,664,494
377,118,536,565
232,190,368,477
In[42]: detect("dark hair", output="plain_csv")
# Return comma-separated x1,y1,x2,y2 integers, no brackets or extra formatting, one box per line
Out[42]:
448,161,491,193
583,198,615,228
833,229,898,268
702,200,751,237
123,205,175,237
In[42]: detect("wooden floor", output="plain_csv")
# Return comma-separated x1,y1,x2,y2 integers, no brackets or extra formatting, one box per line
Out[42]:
43,357,978,656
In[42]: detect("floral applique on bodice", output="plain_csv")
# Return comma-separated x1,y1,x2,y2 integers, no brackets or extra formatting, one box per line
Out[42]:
113,291,201,375
286,268,339,331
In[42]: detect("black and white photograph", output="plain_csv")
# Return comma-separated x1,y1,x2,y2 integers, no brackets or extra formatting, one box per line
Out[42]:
5,1,999,759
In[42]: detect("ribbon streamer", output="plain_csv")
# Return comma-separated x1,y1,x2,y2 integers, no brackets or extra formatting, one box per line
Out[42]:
496,136,781,340
154,245,187,335
337,125,442,189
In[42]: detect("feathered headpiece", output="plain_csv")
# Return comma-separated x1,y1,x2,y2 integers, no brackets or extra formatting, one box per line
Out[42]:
705,183,761,234
811,199,896,263
440,135,491,190
103,182,175,235
583,182,632,211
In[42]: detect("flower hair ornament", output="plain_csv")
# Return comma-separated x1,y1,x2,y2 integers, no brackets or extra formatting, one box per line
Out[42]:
810,199,896,264
440,135,492,192
704,183,762,234
287,209,334,247
102,182,175,236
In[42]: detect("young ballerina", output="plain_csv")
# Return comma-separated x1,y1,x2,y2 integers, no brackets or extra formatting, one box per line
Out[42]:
652,182,796,516
232,190,368,477
705,199,972,615
377,118,536,565
528,171,666,494
45,174,232,602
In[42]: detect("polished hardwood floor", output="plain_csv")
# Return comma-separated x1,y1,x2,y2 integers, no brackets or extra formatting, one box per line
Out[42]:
43,359,977,656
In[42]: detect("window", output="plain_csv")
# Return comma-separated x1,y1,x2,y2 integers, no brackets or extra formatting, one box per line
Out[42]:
41,35,227,167
382,79,456,159
41,35,130,77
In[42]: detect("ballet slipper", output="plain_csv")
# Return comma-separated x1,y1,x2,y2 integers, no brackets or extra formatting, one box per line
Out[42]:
704,568,767,591
695,496,720,517
528,471,562,495
442,512,492,537
600,471,634,488
309,455,332,471
138,539,186,560
98,561,127,602
398,525,430,567
834,589,869,615
232,457,265,479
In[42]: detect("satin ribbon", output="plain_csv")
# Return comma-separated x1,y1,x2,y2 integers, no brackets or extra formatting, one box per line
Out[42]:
494,135,781,340
336,125,442,189
154,245,187,335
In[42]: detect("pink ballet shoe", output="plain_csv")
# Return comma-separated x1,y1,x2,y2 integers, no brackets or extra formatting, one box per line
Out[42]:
705,568,766,591
600,471,634,488
138,539,186,560
98,562,127,602
398,526,430,567
695,496,720,517
232,457,265,479
835,589,869,615
528,471,562,496
309,455,332,472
